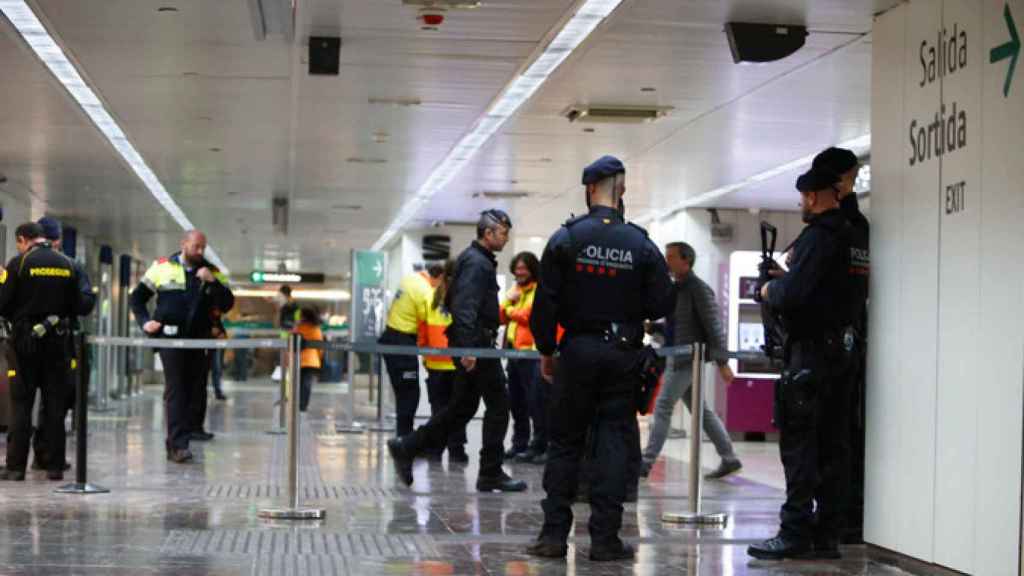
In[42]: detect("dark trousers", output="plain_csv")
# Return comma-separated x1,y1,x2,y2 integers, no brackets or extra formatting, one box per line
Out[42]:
505,358,536,452
425,369,467,453
160,348,210,451
32,353,77,468
299,367,318,412
6,339,69,473
844,348,867,540
209,349,224,396
777,339,853,543
540,335,640,548
406,358,509,477
379,329,420,436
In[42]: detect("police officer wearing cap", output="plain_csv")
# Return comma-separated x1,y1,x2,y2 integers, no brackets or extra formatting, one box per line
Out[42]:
130,230,234,464
747,166,866,561
810,147,870,543
388,209,528,493
0,222,84,481
526,156,673,562
29,216,95,472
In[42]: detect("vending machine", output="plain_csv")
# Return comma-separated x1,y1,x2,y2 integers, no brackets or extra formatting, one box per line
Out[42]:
720,250,784,436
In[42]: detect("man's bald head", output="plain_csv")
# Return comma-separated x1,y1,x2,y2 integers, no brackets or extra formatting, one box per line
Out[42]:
181,230,208,267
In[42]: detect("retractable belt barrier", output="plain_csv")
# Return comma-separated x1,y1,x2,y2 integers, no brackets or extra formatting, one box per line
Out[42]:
87,335,765,362
81,335,768,518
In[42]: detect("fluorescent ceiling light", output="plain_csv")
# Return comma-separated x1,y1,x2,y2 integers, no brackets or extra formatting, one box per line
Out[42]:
372,0,624,251
634,133,871,225
0,0,228,271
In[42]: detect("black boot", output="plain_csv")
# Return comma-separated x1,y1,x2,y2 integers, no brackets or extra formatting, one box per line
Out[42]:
476,472,527,492
525,540,568,559
0,469,26,481
387,438,414,486
590,542,635,562
747,535,813,560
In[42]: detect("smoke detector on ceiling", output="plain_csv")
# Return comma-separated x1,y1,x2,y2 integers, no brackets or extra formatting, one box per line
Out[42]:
419,8,446,29
402,1,481,30
565,104,673,124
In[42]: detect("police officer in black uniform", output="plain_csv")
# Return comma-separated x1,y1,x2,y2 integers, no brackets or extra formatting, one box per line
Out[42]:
30,216,96,472
0,222,82,481
526,156,673,562
747,165,867,560
387,210,528,493
810,147,870,544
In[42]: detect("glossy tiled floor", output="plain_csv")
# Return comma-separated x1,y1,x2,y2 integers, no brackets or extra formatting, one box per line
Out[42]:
0,380,945,575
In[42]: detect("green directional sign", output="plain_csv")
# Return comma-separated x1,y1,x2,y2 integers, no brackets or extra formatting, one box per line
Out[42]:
355,251,385,287
991,2,1020,97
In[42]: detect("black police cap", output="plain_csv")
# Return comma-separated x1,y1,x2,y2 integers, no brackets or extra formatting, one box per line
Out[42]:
811,147,858,177
37,216,62,240
796,167,840,193
581,155,625,185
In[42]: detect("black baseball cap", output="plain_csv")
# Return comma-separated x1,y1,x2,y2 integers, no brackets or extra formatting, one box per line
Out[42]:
581,155,625,185
812,147,859,177
37,216,62,240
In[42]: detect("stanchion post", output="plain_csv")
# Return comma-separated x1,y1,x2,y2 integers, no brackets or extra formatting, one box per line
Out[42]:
335,345,365,434
259,333,325,520
266,348,287,435
57,333,109,494
662,343,727,525
367,353,394,432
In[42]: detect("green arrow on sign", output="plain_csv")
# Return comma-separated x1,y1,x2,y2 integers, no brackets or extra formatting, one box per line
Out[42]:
991,2,1020,97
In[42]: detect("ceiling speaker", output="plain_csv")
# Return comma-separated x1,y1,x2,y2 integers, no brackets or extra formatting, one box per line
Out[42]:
309,36,341,76
725,22,808,63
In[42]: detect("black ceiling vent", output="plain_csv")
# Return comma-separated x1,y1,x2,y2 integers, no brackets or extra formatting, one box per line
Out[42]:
725,22,808,63
309,36,341,76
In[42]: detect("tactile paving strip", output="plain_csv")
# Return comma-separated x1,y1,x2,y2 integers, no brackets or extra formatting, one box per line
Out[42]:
162,530,438,558
203,484,402,500
250,554,353,576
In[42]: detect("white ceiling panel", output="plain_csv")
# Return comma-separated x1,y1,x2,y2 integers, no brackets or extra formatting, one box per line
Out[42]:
0,0,895,275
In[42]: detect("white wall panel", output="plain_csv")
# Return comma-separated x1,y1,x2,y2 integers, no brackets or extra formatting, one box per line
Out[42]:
898,0,943,561
869,1,1024,572
933,1,983,571
865,3,908,553
975,1,1024,573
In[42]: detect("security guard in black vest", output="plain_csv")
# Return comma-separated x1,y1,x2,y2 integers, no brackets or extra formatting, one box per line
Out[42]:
748,166,865,561
31,216,96,472
526,156,673,562
0,222,82,481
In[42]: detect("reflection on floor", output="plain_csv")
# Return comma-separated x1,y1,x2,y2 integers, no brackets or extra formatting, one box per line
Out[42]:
0,379,946,575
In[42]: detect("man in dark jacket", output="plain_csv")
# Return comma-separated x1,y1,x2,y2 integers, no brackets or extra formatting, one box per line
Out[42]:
640,241,740,480
129,230,234,463
388,210,527,493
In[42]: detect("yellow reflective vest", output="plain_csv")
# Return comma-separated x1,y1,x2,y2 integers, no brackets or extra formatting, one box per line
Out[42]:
386,271,434,335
